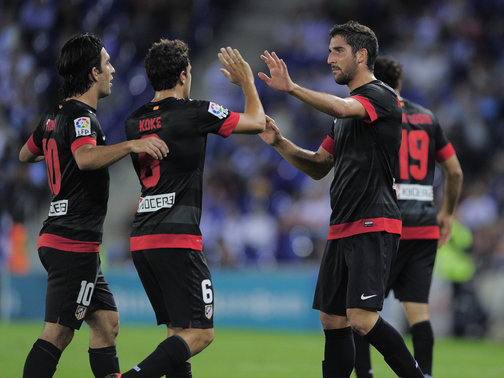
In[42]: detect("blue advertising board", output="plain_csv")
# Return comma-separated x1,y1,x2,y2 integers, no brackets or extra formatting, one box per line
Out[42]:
1,267,321,331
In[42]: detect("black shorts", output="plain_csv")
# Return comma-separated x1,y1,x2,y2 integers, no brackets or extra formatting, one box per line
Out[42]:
313,232,399,316
132,248,214,329
39,247,117,330
387,239,437,303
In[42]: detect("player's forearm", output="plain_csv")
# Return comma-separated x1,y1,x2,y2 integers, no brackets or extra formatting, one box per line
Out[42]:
241,81,266,133
441,169,463,215
289,84,348,118
273,137,330,180
74,142,133,170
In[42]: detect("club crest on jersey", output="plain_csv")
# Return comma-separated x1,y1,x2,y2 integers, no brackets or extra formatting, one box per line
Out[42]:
205,304,213,319
75,305,87,320
208,102,229,119
74,117,91,136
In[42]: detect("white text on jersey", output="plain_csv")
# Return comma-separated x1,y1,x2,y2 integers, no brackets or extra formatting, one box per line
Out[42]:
49,199,68,216
137,193,176,213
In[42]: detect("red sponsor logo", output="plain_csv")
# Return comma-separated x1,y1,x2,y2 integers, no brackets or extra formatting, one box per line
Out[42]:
139,117,162,132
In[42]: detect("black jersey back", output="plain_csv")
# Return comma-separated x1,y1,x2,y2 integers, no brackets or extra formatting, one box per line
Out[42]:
320,81,402,239
27,100,109,248
125,97,239,252
395,99,455,239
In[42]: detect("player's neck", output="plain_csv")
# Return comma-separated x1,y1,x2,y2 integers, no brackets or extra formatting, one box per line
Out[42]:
67,88,99,110
152,88,184,102
348,70,375,92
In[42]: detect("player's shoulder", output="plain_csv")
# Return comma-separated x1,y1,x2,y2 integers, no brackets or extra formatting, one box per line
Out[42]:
127,97,205,120
59,100,97,124
354,80,396,99
402,98,435,118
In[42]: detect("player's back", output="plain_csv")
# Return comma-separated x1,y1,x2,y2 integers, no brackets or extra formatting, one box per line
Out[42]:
396,98,455,235
125,97,233,241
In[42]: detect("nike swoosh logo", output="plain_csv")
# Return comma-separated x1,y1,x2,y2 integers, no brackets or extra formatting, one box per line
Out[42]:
360,294,377,300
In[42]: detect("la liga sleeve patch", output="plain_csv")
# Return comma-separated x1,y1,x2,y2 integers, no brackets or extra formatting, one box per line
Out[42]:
74,117,91,136
208,102,229,119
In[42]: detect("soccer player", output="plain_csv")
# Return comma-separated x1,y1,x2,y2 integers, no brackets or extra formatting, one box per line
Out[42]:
121,39,265,377
19,33,168,378
353,56,463,378
258,21,424,377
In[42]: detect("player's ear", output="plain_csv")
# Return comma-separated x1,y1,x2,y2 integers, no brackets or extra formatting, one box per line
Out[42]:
356,48,367,66
179,70,186,84
90,66,100,82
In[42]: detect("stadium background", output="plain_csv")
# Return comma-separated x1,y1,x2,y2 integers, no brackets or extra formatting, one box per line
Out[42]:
1,0,504,346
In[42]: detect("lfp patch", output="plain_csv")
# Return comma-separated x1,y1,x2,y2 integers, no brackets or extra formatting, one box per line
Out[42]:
74,117,91,136
208,102,229,120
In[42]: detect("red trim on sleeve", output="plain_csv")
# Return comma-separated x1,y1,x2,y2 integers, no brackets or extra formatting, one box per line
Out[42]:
351,95,378,123
436,143,455,162
37,233,100,252
130,234,203,252
328,217,402,239
27,134,43,155
401,226,440,240
218,111,240,137
71,136,96,154
321,135,335,155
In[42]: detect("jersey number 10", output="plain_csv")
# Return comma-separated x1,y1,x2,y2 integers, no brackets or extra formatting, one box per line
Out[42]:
42,137,62,195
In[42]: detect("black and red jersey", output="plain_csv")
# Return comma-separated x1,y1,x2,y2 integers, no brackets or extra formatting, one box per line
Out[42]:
124,97,239,252
321,80,402,239
395,99,455,240
26,99,109,252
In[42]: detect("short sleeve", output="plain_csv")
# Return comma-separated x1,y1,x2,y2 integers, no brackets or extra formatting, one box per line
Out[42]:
70,112,100,154
196,100,239,137
350,83,399,124
433,115,456,162
27,117,46,155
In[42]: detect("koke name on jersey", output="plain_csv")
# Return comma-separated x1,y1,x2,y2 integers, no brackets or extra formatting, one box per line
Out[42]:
139,116,162,132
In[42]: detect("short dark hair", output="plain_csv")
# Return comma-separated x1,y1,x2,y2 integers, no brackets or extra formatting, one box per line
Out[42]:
329,20,378,70
145,39,190,91
374,56,403,90
56,33,103,98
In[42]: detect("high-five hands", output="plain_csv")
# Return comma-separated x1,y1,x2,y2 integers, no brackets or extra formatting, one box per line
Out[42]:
258,115,283,147
218,47,254,86
258,50,296,93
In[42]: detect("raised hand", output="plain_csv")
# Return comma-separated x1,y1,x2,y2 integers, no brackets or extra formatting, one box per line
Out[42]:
258,50,296,93
218,47,254,87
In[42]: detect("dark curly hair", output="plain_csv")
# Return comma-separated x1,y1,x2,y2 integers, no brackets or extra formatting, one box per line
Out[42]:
145,39,190,91
373,56,403,90
329,20,379,71
56,33,103,98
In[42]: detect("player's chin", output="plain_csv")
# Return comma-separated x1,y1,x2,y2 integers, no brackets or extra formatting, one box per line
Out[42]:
99,89,112,99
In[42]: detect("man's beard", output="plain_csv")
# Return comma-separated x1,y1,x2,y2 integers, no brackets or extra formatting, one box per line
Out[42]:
333,59,358,85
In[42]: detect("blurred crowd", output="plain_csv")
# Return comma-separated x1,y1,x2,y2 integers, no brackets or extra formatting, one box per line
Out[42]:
1,0,504,289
